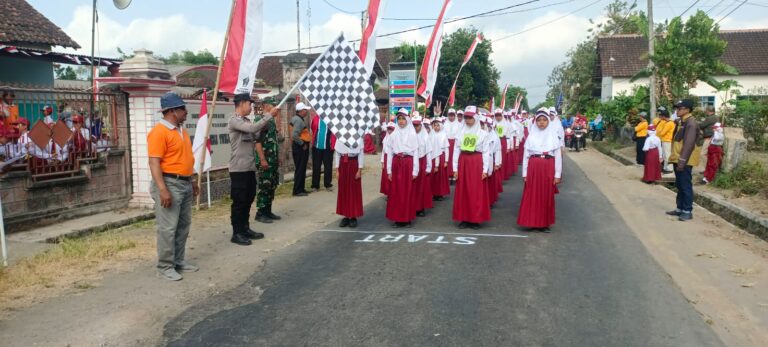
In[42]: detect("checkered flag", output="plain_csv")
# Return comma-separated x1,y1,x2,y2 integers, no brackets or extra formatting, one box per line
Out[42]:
300,34,380,149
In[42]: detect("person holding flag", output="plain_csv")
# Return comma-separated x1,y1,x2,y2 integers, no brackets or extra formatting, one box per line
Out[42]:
227,93,274,246
452,106,491,229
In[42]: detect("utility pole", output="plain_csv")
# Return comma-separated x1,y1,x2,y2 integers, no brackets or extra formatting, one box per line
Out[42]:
648,0,656,120
296,0,301,53
90,0,97,119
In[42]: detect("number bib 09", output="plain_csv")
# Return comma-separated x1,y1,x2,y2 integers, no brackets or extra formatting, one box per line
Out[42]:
496,126,504,137
460,134,478,152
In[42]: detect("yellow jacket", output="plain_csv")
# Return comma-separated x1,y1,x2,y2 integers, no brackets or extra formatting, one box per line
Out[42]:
656,120,675,142
635,121,648,138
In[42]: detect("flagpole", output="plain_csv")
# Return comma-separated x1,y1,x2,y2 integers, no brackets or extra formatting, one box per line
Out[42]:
206,170,211,208
196,0,237,209
1,194,8,266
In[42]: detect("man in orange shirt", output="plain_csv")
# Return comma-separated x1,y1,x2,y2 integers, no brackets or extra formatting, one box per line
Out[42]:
147,92,199,281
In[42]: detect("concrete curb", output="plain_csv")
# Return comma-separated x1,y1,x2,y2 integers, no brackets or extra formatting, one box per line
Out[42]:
47,212,156,243
592,141,768,241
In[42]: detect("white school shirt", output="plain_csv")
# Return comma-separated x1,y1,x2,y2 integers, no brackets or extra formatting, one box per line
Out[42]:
642,133,663,160
415,130,432,172
333,138,365,169
522,147,562,179
452,125,490,175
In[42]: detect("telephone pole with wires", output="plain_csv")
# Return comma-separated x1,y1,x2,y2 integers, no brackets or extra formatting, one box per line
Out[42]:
648,0,656,120
296,0,301,53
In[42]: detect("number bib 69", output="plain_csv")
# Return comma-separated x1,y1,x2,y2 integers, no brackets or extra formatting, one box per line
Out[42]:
460,134,478,152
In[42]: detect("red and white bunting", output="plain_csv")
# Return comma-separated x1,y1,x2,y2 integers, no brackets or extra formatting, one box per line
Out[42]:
500,83,509,110
193,89,213,174
220,0,265,95
358,0,385,76
447,32,482,107
416,0,451,104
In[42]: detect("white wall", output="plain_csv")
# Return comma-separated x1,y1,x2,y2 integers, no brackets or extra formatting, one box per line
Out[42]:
609,75,768,109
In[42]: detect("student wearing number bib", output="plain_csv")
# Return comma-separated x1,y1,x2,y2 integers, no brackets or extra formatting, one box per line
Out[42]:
335,136,365,228
486,117,503,206
452,106,491,229
385,109,419,228
518,108,563,231
380,122,395,196
431,117,451,200
496,110,512,180
412,114,433,217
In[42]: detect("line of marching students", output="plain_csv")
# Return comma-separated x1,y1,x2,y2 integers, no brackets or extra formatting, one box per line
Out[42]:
362,105,563,232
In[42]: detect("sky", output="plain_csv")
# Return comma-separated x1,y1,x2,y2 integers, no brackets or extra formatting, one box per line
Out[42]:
28,0,768,104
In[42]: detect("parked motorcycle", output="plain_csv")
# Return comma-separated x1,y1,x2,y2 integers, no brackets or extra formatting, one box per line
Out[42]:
572,124,587,152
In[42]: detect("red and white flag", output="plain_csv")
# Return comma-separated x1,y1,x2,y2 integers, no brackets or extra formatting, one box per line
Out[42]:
358,0,385,76
491,96,496,113
220,0,264,95
193,90,212,174
447,32,482,106
500,83,509,110
513,93,523,113
417,0,451,105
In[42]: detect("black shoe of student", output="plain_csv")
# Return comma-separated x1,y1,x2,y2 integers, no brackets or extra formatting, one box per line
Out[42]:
339,218,350,227
458,222,469,229
293,192,308,197
416,210,426,217
666,209,683,216
392,222,402,228
349,218,358,228
678,212,693,221
255,210,273,224
404,222,412,228
469,223,481,230
231,233,252,245
243,229,264,240
540,227,551,233
266,206,281,220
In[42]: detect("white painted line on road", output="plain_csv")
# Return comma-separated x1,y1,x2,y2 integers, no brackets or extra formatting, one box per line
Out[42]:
319,229,528,238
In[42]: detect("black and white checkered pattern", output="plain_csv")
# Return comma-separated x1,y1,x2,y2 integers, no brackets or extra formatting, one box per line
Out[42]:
301,34,380,149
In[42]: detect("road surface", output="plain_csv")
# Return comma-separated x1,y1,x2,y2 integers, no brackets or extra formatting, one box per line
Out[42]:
163,156,723,346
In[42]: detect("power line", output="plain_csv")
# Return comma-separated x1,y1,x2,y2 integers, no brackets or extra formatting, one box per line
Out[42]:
381,0,573,21
679,0,701,16
491,0,604,43
706,0,727,14
717,0,748,23
713,0,738,18
319,0,362,15
745,0,768,7
262,0,545,55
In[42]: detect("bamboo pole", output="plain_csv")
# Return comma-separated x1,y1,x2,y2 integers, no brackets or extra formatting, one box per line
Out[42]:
196,0,237,209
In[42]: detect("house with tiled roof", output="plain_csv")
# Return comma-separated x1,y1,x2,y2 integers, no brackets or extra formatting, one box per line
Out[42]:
596,29,768,109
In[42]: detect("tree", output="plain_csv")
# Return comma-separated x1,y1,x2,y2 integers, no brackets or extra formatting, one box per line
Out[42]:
160,49,219,65
634,10,736,103
55,66,77,80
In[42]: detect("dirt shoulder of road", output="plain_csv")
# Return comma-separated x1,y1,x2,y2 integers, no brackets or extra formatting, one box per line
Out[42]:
0,155,385,347
569,150,768,347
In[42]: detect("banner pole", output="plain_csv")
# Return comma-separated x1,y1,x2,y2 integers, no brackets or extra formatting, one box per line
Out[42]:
206,170,211,208
1,194,8,267
196,0,236,209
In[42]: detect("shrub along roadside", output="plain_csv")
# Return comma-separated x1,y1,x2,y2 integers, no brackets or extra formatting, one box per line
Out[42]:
712,160,768,197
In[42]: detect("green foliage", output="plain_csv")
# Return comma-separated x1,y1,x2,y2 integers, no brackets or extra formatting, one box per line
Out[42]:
54,66,78,80
712,160,768,197
160,49,219,65
728,91,768,148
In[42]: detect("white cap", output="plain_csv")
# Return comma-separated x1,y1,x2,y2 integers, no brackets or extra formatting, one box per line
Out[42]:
423,118,432,125
386,121,396,129
448,108,456,114
457,109,464,115
463,105,477,117
412,111,420,117
548,106,557,116
397,107,409,115
296,102,311,111
412,115,423,123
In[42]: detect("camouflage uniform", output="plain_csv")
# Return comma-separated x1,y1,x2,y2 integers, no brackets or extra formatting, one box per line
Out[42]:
255,115,279,211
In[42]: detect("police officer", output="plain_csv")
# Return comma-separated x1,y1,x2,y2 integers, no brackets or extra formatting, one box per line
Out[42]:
228,93,275,245
254,101,282,223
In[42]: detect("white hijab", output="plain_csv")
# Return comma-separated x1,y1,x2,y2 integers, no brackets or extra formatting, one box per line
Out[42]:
389,114,419,154
432,122,449,156
415,122,432,158
526,109,562,153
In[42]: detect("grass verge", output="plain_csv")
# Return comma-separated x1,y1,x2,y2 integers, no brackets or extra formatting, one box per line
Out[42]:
712,160,768,197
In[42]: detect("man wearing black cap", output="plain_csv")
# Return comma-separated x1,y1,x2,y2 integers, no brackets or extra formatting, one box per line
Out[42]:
228,93,275,245
667,99,701,221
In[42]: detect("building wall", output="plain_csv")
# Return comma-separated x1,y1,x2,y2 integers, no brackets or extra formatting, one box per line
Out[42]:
609,75,768,109
0,55,54,87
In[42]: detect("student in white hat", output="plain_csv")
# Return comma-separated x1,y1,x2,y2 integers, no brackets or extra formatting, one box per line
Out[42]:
385,108,419,228
452,106,491,229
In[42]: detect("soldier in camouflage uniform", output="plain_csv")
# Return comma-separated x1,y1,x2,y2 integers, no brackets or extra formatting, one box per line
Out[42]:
254,102,282,223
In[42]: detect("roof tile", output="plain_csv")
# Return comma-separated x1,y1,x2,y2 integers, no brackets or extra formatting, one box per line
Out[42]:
0,0,80,49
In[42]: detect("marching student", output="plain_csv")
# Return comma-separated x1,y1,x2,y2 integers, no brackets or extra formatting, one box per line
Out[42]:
509,112,524,175
444,108,461,181
431,117,451,200
642,124,663,183
385,109,419,228
486,117,503,206
702,122,724,185
452,106,491,229
380,122,395,196
494,110,510,181
335,136,365,228
412,113,433,217
518,108,563,232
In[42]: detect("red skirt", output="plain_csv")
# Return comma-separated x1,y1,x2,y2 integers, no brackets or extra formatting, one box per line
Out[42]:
448,139,456,176
517,156,556,228
487,170,498,205
380,154,390,195
423,158,434,209
364,133,376,154
510,138,519,175
336,157,363,218
500,138,511,180
412,156,429,212
704,145,723,182
517,134,526,164
432,153,450,196
453,152,491,223
642,148,662,183
386,155,415,222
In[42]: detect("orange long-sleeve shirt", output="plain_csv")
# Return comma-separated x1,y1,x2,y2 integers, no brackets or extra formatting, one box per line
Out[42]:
635,120,648,138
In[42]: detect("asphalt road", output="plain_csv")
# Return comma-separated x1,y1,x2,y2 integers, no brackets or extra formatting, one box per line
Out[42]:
163,155,723,347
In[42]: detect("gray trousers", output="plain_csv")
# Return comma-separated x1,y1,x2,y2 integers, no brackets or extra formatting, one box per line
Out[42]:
150,177,193,270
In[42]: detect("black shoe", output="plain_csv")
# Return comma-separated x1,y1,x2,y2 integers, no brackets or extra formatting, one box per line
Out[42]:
458,222,469,229
349,218,358,228
255,210,273,224
231,233,252,245
243,229,264,240
293,192,308,197
392,222,402,228
540,227,551,233
339,218,350,227
404,222,412,228
416,210,426,217
469,223,480,230
266,206,281,220
666,209,683,216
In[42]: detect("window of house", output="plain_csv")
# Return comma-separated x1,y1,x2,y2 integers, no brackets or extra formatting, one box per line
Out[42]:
698,96,715,108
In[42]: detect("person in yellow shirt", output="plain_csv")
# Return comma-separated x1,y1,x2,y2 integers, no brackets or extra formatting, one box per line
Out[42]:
634,112,649,165
655,106,675,173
